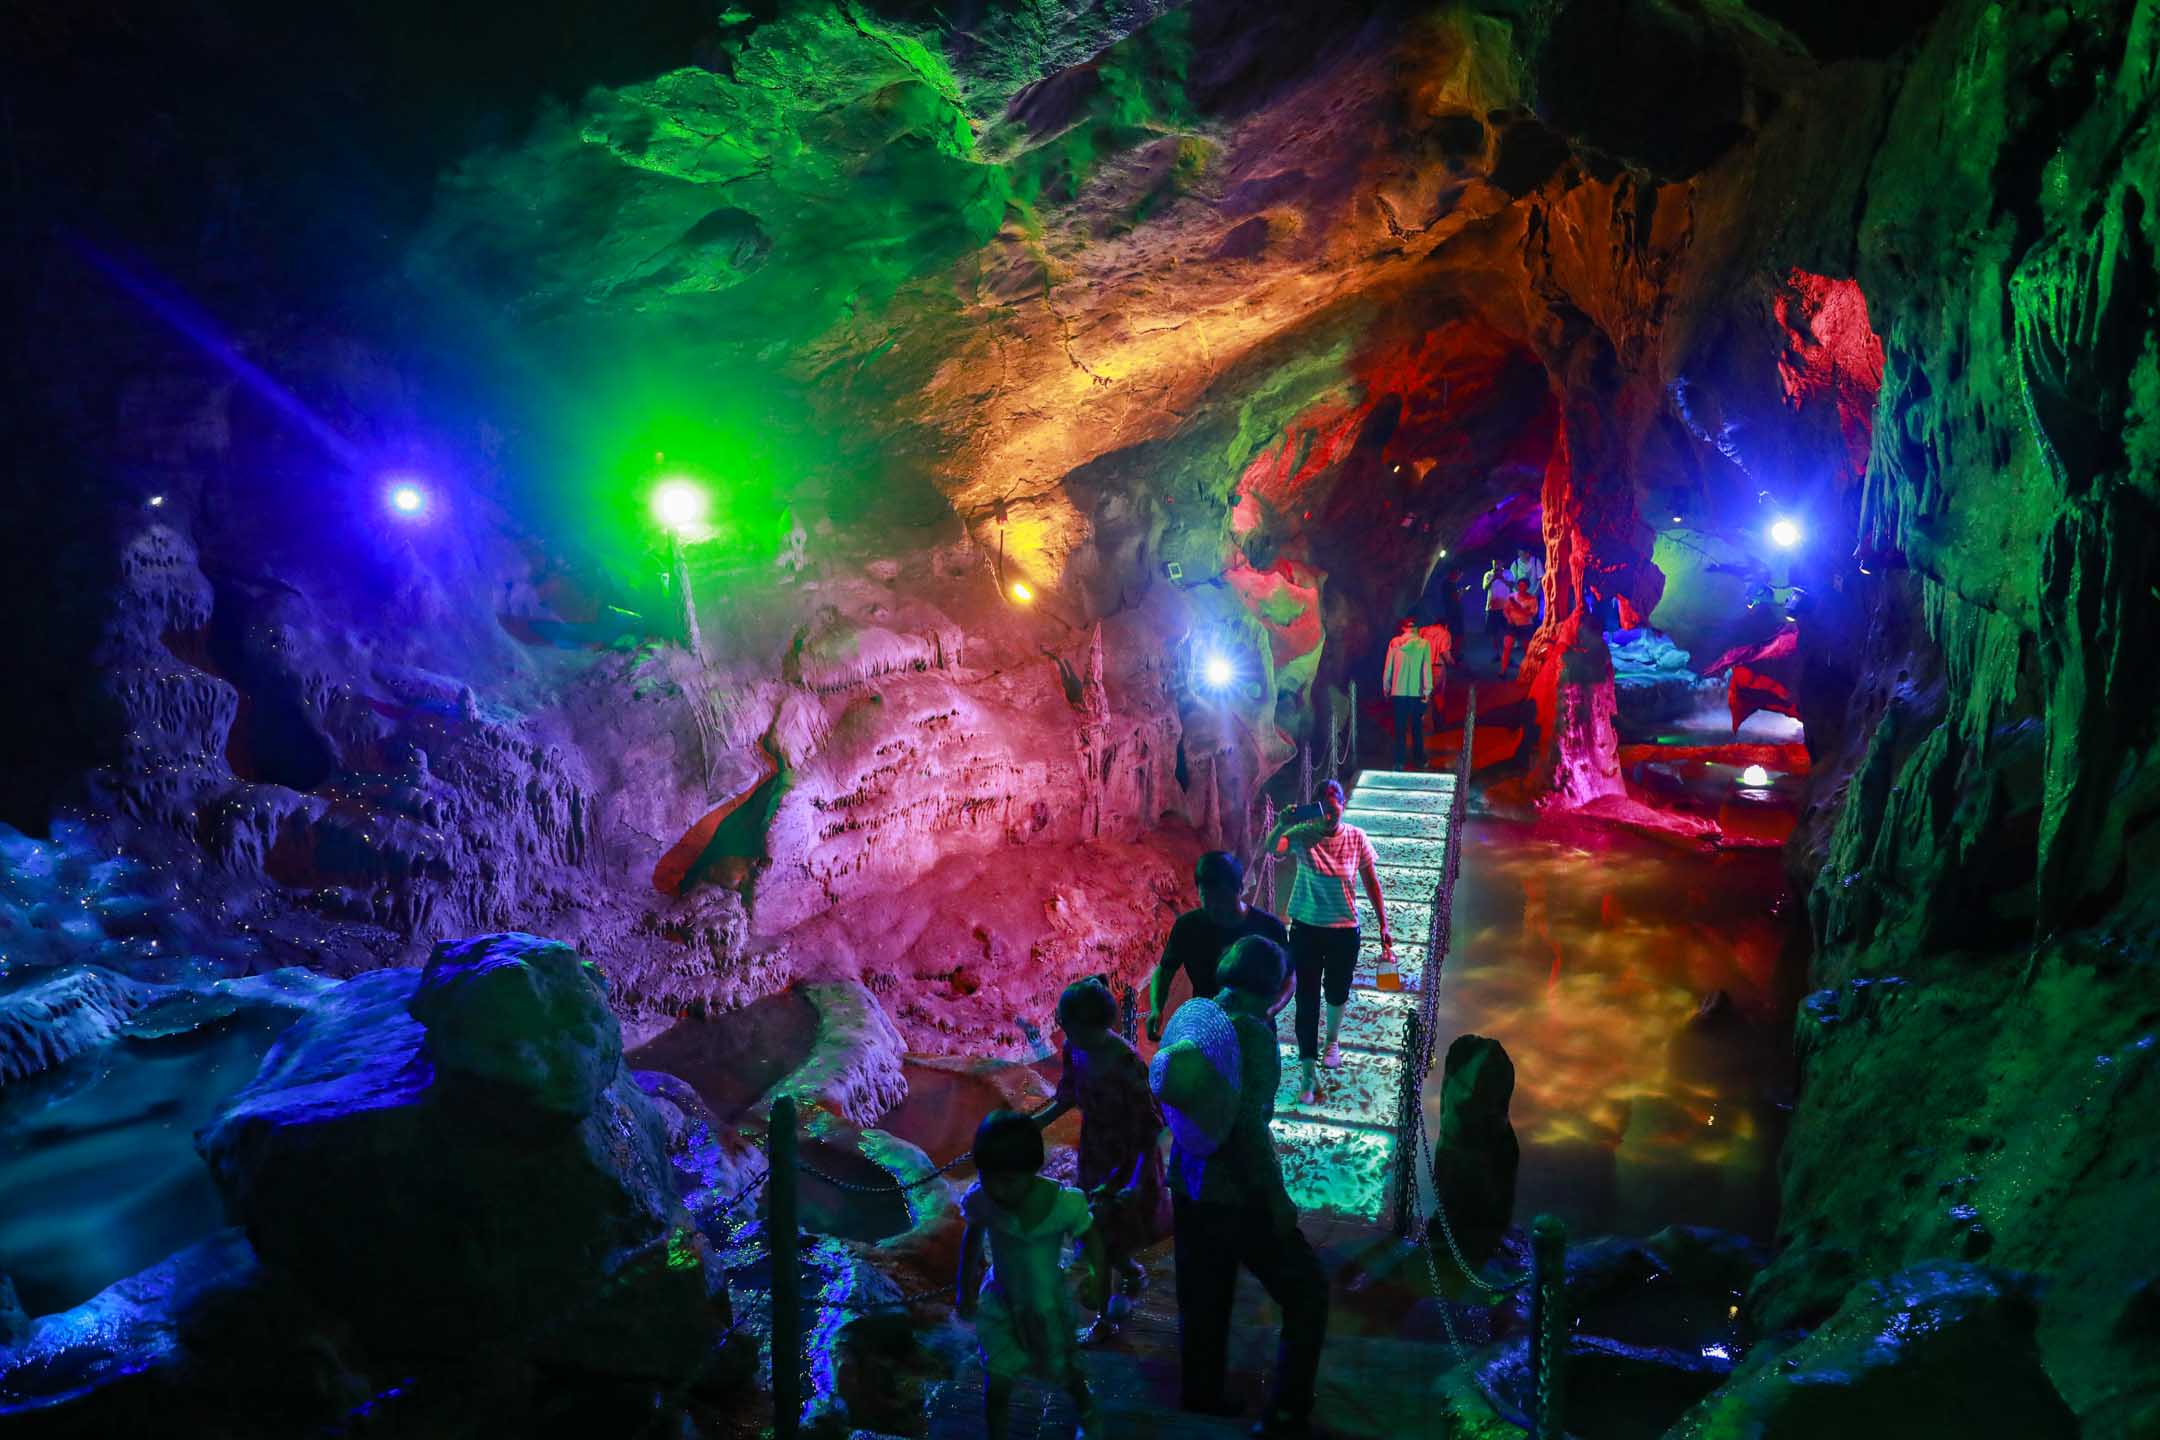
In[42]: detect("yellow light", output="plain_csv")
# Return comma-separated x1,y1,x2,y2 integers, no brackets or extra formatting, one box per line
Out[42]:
1009,581,1034,603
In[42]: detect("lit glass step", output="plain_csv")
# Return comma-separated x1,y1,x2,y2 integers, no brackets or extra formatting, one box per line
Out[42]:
1333,987,1417,1051
1345,787,1454,817
1272,1118,1395,1222
1347,809,1450,838
1274,1045,1406,1129
1352,770,1457,792
1370,834,1451,872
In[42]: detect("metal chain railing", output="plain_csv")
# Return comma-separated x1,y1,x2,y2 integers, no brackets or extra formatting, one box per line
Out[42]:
1375,686,1568,1434
792,1146,975,1194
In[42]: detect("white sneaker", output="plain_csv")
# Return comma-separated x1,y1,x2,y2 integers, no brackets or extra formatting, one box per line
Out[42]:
1322,1042,1344,1071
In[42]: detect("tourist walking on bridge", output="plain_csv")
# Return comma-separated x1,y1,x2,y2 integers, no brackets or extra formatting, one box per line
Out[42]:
1382,615,1436,770
1267,779,1392,1105
1152,938,1327,1437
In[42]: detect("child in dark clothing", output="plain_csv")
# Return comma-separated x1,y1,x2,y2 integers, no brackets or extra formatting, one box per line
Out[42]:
1035,978,1170,1344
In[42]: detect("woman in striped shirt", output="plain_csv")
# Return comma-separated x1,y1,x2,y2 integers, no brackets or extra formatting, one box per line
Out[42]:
1266,779,1393,1104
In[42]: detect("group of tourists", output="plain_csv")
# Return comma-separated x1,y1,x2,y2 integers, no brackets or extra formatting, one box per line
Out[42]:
1481,545,1544,678
956,796,1391,1439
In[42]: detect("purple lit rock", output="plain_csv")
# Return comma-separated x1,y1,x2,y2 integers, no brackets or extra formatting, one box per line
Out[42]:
198,932,727,1379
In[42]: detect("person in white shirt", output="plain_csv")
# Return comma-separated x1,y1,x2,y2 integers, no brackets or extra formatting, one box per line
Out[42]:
1381,616,1435,770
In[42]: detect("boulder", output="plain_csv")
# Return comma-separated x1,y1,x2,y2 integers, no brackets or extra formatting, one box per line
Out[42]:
198,932,728,1380
1671,1262,2078,1438
1430,1034,1519,1270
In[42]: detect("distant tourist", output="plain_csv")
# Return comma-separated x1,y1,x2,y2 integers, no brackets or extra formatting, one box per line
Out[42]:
1147,850,1288,1041
1266,780,1392,1104
956,1109,1106,1438
1034,979,1171,1344
1481,557,1515,666
1435,564,1467,638
1151,938,1327,1437
1382,615,1436,770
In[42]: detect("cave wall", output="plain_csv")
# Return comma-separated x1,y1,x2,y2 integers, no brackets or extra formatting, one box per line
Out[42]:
12,8,2160,1423
1645,1,2160,1430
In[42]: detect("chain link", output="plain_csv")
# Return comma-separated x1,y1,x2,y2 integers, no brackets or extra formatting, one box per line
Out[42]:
793,1145,974,1195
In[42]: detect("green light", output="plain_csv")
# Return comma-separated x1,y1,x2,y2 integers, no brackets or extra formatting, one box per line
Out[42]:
652,478,710,533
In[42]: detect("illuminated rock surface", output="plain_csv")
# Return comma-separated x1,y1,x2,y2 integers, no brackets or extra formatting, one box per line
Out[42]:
5,0,2160,1432
198,932,730,1379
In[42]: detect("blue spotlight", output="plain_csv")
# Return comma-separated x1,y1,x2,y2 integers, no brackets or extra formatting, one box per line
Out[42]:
1202,653,1234,690
386,479,429,518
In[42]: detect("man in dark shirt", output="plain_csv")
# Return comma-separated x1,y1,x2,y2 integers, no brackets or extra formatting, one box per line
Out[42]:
1146,850,1289,1041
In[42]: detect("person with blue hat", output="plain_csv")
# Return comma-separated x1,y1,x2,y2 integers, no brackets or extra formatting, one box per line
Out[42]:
1151,935,1327,1437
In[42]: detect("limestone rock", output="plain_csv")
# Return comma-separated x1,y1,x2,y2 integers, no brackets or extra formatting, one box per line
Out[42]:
198,933,727,1379
1672,1263,2078,1439
0,967,148,1086
1430,1034,1518,1269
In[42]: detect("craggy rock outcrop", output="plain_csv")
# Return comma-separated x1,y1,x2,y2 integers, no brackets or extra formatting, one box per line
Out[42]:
767,981,910,1127
0,968,147,1086
198,932,729,1379
11,1,2160,1430
1672,1264,2079,1439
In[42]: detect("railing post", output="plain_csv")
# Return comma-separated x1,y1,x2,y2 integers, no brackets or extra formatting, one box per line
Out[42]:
770,1095,801,1439
1528,1213,1568,1440
1391,1006,1423,1238
1347,679,1358,773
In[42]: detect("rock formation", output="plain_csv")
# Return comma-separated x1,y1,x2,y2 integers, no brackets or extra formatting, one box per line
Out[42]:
198,932,730,1378
6,0,2160,1430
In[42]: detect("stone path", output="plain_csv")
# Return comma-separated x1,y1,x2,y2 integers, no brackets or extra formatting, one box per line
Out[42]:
1270,769,1457,1224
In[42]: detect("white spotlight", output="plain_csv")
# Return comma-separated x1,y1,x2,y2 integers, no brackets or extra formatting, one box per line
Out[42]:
1739,764,1771,787
1202,654,1234,689
1769,518,1802,549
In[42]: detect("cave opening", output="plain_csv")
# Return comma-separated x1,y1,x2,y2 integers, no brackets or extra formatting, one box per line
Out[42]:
6,0,2154,1434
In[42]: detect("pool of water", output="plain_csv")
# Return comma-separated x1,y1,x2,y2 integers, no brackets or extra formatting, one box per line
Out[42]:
0,1006,291,1316
626,989,820,1125
1425,814,1799,1239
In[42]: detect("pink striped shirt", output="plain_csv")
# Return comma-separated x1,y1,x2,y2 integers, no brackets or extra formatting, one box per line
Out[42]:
1284,823,1378,928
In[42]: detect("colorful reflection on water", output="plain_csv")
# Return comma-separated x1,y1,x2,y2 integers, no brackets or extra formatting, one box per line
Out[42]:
1427,815,1798,1238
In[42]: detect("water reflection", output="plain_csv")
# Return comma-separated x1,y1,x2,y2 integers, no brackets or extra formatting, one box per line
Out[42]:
0,1009,288,1315
1427,816,1796,1239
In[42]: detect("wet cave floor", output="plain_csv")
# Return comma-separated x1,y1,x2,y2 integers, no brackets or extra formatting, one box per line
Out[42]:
1428,813,1797,1242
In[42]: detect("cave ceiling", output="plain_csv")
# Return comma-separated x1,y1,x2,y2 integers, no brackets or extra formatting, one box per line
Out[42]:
405,0,1815,624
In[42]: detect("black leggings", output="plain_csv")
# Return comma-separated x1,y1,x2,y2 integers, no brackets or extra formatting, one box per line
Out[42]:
1289,922,1359,1060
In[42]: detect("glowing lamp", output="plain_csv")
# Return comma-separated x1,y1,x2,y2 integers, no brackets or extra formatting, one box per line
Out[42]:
651,478,709,533
1202,654,1234,689
1009,581,1034,603
1769,518,1802,549
1739,764,1772,787
386,481,428,518
147,494,166,508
